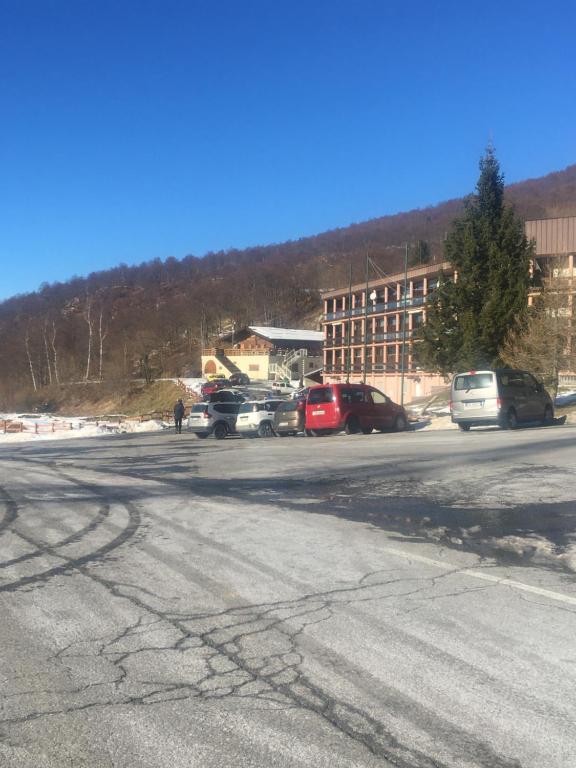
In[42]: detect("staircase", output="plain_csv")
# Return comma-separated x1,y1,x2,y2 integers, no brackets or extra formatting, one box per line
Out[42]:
272,348,308,381
214,348,241,375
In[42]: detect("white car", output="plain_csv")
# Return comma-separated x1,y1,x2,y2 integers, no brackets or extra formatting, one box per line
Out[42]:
236,400,283,437
270,381,297,395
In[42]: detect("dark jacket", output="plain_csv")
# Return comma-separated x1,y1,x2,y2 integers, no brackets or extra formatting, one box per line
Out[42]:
173,401,185,419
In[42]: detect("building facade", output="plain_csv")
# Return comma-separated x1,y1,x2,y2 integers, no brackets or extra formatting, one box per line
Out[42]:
322,261,454,403
321,216,576,401
201,326,324,383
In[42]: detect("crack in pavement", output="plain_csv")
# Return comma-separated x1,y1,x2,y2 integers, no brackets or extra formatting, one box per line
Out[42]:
0,463,529,768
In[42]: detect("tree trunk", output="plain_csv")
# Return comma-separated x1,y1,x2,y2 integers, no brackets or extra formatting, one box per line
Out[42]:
24,330,38,392
51,321,61,385
43,322,52,385
84,298,93,381
98,310,109,381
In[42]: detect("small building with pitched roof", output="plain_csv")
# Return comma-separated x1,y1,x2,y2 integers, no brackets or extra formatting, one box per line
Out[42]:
201,326,323,382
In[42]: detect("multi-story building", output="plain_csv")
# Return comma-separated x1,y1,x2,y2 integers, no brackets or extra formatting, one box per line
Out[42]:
321,215,576,402
322,261,454,403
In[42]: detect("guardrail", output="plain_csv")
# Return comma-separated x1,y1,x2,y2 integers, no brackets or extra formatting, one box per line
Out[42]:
1,419,78,434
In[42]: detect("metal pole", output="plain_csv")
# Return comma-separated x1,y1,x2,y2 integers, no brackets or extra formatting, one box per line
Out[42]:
400,242,408,407
362,250,369,383
346,262,352,383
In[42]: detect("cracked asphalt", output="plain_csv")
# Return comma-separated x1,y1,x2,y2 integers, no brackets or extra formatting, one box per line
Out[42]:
1,424,576,767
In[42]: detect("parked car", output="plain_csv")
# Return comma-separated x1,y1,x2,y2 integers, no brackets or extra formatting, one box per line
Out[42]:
273,398,306,436
305,383,408,436
201,379,230,399
229,372,251,386
450,369,554,430
187,401,241,439
271,381,296,395
236,400,283,437
207,389,246,403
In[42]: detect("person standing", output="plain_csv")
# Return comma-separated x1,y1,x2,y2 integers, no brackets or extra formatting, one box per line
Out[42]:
173,398,185,434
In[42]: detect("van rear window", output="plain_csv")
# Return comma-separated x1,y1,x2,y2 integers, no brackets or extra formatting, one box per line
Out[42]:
308,388,333,404
454,373,493,391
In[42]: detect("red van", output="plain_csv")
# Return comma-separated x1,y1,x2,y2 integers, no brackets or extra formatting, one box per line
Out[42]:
305,383,408,436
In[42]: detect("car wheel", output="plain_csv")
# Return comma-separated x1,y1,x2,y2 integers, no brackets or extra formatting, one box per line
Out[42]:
213,422,228,440
258,421,274,438
542,405,554,426
458,423,471,432
361,426,373,434
196,433,209,439
394,415,408,432
504,409,518,430
345,417,360,435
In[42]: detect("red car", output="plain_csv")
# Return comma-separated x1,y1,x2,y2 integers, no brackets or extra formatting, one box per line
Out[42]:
305,383,408,436
201,379,230,399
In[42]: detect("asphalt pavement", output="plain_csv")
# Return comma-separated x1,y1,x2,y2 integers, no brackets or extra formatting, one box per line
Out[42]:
1,424,576,767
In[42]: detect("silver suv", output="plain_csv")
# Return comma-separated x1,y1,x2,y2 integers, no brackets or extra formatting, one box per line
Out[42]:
236,400,283,437
451,369,554,431
187,402,241,439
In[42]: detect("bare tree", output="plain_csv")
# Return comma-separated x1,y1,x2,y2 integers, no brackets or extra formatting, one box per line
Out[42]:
98,308,109,380
42,320,53,386
83,296,93,381
501,271,575,396
51,320,61,385
24,327,38,392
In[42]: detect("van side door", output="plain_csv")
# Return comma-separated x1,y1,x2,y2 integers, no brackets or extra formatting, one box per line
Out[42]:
368,388,395,429
522,373,546,420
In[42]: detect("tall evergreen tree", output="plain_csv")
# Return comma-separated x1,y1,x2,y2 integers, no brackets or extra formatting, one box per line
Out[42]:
415,147,532,374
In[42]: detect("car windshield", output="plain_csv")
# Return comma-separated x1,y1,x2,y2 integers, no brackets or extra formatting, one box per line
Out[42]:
308,388,333,404
454,373,493,391
191,404,206,413
239,403,258,413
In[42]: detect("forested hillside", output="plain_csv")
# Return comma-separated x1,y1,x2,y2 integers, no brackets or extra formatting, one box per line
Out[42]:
2,163,576,409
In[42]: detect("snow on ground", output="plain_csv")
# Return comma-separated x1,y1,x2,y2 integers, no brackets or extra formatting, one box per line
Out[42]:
0,413,168,444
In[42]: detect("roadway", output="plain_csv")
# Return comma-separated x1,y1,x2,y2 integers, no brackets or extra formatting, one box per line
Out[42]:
1,424,575,767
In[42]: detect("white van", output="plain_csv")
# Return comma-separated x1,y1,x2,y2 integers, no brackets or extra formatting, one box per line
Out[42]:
450,369,554,431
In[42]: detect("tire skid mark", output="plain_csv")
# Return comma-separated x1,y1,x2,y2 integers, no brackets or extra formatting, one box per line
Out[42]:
0,484,18,535
0,473,140,593
0,503,110,570
0,459,525,767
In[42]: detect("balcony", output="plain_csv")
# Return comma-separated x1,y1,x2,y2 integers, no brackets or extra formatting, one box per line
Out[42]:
324,295,426,321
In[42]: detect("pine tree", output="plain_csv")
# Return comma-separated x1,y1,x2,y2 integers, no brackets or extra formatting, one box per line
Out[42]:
415,147,532,374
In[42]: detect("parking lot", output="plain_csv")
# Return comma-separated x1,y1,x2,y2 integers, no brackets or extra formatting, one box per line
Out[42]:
1,424,576,767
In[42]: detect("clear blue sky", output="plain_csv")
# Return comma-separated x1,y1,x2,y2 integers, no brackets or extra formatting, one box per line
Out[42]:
1,0,575,299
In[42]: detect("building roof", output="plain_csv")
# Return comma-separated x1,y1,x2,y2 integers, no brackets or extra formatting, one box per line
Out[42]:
321,261,453,299
249,326,324,343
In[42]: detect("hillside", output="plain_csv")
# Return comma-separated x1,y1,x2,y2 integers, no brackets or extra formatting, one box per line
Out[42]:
1,162,576,411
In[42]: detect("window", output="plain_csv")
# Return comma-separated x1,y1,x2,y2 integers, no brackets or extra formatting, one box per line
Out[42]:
214,403,239,414
308,388,334,404
454,373,494,391
340,387,367,404
370,389,389,404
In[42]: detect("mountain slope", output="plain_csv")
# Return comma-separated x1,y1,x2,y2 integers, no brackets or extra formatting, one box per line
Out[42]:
1,163,575,408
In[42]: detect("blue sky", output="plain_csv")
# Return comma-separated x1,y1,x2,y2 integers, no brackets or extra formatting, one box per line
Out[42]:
1,0,575,299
